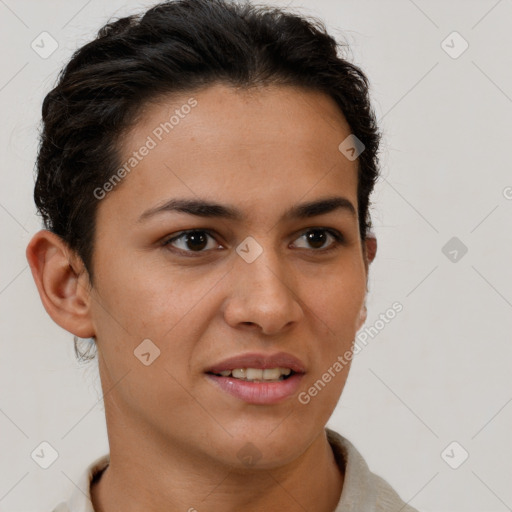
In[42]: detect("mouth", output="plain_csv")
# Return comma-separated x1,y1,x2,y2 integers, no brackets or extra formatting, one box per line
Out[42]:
204,352,306,404
207,367,296,382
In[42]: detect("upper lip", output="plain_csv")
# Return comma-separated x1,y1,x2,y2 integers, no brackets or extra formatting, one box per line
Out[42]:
205,352,306,374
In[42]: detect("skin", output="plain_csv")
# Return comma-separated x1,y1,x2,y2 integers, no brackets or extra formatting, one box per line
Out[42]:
27,83,377,512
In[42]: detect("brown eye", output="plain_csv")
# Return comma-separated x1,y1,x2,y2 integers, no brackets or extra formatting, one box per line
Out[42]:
292,228,343,251
163,230,220,253
182,232,208,251
305,230,328,249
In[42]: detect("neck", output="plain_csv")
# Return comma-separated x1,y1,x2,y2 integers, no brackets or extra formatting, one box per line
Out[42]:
91,420,344,512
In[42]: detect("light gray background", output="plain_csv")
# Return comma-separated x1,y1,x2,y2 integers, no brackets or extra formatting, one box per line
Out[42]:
1,0,511,510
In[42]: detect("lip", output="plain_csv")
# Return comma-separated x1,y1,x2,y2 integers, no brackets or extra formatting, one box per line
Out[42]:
205,352,306,374
206,373,304,404
204,352,306,405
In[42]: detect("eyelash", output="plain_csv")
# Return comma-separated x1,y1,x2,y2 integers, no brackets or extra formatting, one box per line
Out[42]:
161,228,345,257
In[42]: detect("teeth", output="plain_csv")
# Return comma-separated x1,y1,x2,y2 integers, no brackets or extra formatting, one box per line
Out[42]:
231,368,246,379
246,368,263,380
215,367,293,381
262,368,281,380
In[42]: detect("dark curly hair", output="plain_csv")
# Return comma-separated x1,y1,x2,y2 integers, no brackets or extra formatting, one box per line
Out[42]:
34,0,380,286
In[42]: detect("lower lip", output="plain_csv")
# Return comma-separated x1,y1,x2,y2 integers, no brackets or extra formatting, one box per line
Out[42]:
206,373,304,405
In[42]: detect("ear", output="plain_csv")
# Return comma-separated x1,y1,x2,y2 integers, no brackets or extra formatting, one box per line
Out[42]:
25,230,95,338
356,302,367,331
357,233,377,331
362,233,377,275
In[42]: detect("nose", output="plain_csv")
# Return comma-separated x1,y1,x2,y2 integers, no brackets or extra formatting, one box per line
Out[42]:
222,249,304,336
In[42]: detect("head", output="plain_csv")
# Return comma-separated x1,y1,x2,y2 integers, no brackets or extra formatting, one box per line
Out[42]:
27,0,379,469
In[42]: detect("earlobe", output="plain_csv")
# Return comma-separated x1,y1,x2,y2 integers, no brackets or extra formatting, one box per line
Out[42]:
26,230,95,338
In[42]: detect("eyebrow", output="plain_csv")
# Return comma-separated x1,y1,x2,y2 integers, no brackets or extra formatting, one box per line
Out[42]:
137,195,357,223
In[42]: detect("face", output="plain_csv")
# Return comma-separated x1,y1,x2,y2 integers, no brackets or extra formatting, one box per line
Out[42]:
87,83,371,469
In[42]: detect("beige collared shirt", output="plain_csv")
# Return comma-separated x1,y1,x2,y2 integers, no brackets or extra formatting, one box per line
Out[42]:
51,429,419,512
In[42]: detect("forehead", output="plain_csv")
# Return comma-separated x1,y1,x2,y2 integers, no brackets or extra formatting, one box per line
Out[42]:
98,83,359,227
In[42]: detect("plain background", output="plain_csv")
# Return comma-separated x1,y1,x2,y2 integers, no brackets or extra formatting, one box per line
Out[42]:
1,0,511,510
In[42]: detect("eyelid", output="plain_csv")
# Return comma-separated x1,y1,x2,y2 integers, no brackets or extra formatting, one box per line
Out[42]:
162,229,223,255
162,227,345,255
290,227,344,251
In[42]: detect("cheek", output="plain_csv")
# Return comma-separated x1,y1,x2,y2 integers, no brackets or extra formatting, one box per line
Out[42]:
90,269,201,418
305,266,366,336
90,261,221,378
92,258,191,332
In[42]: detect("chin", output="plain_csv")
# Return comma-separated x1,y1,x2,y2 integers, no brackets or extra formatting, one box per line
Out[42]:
206,423,315,470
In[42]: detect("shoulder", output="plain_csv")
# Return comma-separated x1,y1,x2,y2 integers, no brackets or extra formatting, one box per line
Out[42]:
372,473,419,512
51,504,70,512
49,454,110,512
326,428,419,512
